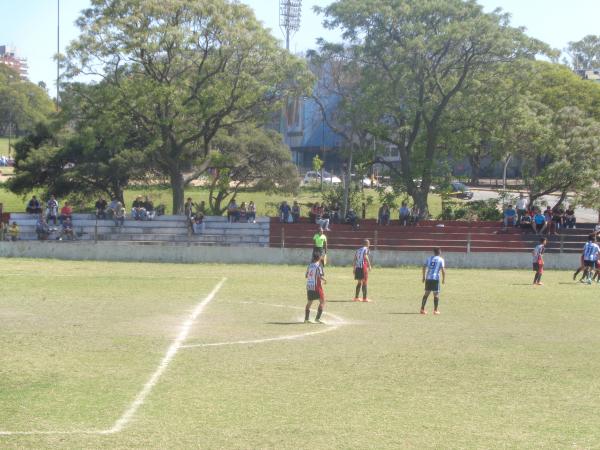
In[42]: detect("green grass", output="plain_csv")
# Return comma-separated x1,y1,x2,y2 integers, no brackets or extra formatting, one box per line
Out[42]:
0,137,10,155
0,185,442,219
1,259,599,448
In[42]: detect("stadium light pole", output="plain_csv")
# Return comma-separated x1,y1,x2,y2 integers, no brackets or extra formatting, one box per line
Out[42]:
56,0,60,111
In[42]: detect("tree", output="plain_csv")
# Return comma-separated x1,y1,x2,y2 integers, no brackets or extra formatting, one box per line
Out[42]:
0,65,54,137
316,0,545,216
207,125,299,214
66,0,311,213
566,35,600,69
8,82,150,202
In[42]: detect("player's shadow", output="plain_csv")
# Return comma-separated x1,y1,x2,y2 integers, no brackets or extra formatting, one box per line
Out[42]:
388,312,420,315
327,300,356,303
266,321,304,326
509,283,535,286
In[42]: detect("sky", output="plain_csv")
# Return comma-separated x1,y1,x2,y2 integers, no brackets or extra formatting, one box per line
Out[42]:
1,0,599,91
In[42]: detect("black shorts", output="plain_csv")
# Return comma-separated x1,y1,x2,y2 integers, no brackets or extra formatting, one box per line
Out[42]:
424,279,440,293
313,247,324,257
584,260,596,268
307,288,324,301
354,267,368,281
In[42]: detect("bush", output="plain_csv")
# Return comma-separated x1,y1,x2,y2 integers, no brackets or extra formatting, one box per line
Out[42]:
438,198,502,221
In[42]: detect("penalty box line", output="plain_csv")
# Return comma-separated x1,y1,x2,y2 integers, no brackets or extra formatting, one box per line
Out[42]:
0,277,227,437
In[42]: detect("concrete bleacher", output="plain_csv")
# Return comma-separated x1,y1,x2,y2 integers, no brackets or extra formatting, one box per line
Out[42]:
269,218,597,254
5,213,270,247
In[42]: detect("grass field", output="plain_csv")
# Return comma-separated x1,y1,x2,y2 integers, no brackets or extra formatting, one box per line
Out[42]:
0,137,9,155
0,184,443,219
1,259,599,449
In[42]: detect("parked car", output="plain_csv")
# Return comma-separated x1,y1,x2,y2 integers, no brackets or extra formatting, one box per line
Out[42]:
302,170,342,185
449,182,474,199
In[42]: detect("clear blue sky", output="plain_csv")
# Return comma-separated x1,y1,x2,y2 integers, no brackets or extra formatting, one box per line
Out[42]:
1,0,599,90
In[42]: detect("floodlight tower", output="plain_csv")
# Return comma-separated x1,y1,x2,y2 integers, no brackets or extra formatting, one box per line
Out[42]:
279,0,302,51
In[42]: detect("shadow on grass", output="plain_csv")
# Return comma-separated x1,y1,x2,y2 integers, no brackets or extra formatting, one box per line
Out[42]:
327,300,356,303
266,321,303,326
388,312,421,315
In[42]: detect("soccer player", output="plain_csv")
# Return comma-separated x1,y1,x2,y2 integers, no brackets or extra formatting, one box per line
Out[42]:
532,237,547,285
305,253,326,324
353,239,372,302
312,227,328,263
420,247,445,315
581,234,600,284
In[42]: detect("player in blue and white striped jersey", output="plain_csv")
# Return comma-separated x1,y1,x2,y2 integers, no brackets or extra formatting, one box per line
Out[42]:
581,234,600,284
420,247,446,315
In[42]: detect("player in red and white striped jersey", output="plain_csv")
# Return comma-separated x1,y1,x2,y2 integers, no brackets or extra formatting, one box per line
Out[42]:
353,239,372,302
305,253,326,323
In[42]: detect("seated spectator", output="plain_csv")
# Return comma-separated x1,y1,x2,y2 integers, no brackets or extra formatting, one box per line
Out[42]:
378,204,390,225
8,221,19,241
36,215,50,240
532,210,547,235
227,200,240,223
144,196,156,220
106,198,119,219
131,196,146,220
543,206,553,224
196,200,207,216
279,201,291,223
46,195,59,225
399,202,410,226
291,201,300,223
59,217,75,240
239,202,248,223
410,205,420,226
193,211,205,234
309,203,320,223
345,208,359,230
247,201,257,223
59,201,73,225
564,206,576,229
551,206,564,235
519,214,532,230
314,202,330,231
330,202,341,224
114,202,125,227
184,197,194,219
503,204,517,229
26,196,42,214
95,197,107,219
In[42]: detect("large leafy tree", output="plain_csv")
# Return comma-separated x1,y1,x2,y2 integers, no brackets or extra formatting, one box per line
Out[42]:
65,0,310,213
316,0,545,216
566,35,600,70
0,65,54,138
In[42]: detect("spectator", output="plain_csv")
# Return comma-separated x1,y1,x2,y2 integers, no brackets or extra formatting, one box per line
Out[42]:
315,202,331,231
247,201,256,223
36,215,50,240
309,203,320,223
239,202,248,223
564,206,576,229
59,217,75,240
106,198,119,219
184,197,194,219
26,196,42,214
345,208,359,230
291,201,301,223
503,204,517,230
227,200,240,223
144,196,156,220
330,202,341,224
196,200,207,216
551,206,564,235
378,204,390,226
515,193,528,225
279,201,291,223
543,206,553,224
410,205,420,226
46,195,59,225
95,197,107,219
532,209,547,235
59,201,73,225
114,202,125,227
399,202,410,226
131,196,146,220
8,221,19,241
0,220,6,241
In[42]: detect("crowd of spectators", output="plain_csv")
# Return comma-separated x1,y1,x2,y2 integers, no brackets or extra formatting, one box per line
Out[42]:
503,194,576,235
225,199,257,224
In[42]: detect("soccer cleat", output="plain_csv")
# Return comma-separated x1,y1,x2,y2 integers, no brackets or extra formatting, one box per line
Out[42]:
361,298,371,302
304,319,312,324
353,297,361,302
420,309,427,315
433,310,441,315
535,282,544,286
314,319,325,324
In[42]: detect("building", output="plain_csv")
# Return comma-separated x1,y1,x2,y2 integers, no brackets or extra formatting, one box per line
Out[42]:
576,69,600,83
0,45,28,79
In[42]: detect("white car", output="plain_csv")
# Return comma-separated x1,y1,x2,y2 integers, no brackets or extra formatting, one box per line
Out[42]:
303,170,342,185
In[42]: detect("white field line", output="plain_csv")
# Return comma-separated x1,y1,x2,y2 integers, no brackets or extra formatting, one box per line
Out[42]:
0,277,227,437
181,301,348,349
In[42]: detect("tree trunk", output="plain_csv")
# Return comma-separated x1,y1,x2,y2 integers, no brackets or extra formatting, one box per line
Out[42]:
342,148,353,218
412,189,429,219
170,169,185,215
469,153,481,185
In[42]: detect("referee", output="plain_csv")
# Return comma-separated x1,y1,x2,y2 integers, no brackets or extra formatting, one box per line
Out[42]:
312,227,328,262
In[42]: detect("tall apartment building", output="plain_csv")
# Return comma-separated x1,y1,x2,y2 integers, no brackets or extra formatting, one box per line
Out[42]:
0,45,29,79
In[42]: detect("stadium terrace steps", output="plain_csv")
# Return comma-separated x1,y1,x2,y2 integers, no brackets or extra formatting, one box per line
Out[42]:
5,213,270,246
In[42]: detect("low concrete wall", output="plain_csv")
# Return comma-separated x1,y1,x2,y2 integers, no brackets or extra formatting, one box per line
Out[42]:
0,241,580,269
